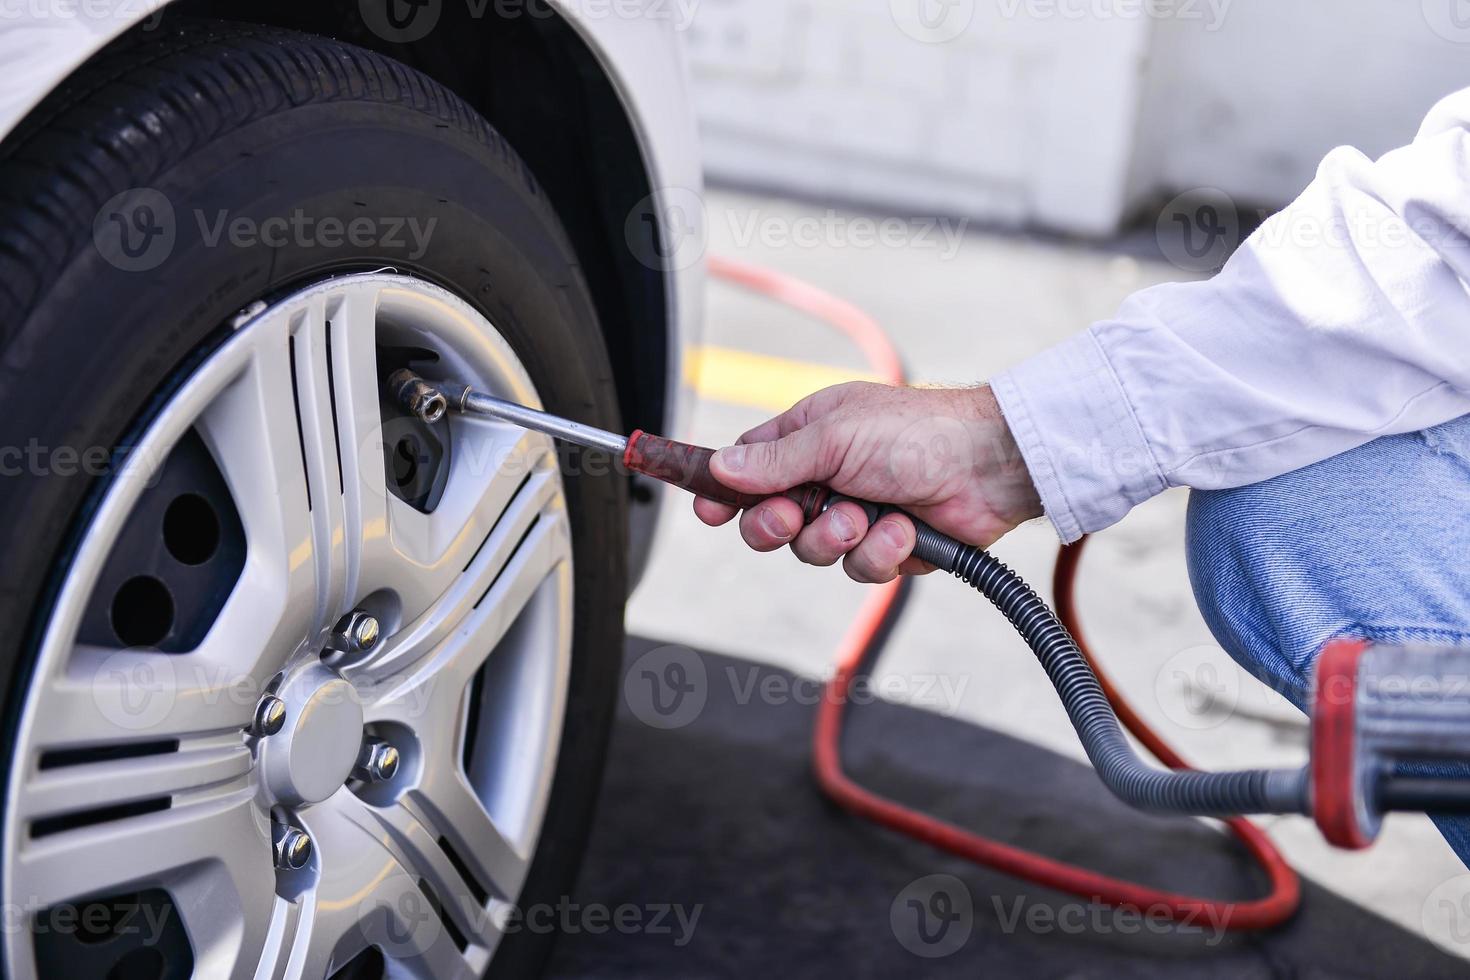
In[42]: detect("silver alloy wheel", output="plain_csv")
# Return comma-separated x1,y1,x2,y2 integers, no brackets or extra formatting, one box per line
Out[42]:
4,273,575,978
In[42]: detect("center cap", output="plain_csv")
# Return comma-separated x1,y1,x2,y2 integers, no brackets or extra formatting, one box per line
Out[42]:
261,664,364,807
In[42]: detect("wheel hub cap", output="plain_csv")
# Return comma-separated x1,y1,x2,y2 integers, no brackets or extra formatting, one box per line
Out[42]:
262,665,364,807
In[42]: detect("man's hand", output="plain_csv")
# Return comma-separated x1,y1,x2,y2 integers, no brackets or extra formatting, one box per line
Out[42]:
692,382,1042,582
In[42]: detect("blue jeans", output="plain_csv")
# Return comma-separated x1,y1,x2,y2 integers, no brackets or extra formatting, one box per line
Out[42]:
1186,414,1470,863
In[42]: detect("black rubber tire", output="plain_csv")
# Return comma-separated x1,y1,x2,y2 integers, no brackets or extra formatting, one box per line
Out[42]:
0,19,626,978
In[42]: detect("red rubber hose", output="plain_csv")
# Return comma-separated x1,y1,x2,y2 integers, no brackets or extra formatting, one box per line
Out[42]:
707,253,1301,931
706,255,904,384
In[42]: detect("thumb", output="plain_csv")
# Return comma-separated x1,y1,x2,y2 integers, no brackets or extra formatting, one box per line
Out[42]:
710,424,832,493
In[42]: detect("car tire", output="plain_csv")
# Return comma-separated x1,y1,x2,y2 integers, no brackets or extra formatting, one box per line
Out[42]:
0,18,625,979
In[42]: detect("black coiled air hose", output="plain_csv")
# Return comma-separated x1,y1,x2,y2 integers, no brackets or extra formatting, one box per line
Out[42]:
909,521,1309,817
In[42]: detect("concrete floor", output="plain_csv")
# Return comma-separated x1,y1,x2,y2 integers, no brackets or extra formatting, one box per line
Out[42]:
625,187,1470,959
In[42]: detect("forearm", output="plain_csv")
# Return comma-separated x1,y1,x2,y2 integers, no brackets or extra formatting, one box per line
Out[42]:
994,88,1470,543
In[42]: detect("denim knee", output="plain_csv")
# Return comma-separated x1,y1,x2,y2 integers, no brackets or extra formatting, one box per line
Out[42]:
1186,418,1470,706
1184,417,1470,861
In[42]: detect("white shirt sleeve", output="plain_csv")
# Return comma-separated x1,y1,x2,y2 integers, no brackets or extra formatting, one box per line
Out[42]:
990,87,1470,544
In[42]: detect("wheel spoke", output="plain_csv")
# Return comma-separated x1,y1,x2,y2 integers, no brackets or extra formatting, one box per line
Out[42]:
12,794,282,980
11,792,269,910
351,870,479,980
29,647,262,748
403,772,531,906
193,314,326,659
287,798,485,979
324,284,395,617
410,922,482,980
352,795,505,951
251,894,309,980
17,736,250,826
355,465,561,682
261,803,382,979
375,424,555,625
366,501,570,726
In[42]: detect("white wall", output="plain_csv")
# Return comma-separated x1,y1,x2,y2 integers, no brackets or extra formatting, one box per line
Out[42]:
1135,1,1470,208
686,0,1470,235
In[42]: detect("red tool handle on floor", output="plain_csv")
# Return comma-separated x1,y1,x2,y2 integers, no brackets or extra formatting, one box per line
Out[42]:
623,429,832,522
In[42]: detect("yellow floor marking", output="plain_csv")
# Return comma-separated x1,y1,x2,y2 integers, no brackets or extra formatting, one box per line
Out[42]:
684,345,880,415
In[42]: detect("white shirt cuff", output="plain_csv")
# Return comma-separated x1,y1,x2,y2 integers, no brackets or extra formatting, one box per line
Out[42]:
990,328,1167,543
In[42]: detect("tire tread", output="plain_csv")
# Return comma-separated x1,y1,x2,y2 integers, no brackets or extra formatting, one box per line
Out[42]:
0,18,536,339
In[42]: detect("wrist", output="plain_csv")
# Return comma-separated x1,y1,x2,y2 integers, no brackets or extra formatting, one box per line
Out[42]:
969,384,1044,524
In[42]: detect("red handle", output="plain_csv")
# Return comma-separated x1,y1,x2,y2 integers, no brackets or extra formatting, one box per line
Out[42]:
623,430,830,523
1311,637,1373,849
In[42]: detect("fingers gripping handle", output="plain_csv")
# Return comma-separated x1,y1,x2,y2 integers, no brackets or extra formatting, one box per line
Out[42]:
623,430,833,522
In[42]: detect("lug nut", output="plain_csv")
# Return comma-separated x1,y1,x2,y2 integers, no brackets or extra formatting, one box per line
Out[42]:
251,695,286,737
389,369,449,425
414,389,448,425
354,737,401,783
329,609,381,656
272,824,313,871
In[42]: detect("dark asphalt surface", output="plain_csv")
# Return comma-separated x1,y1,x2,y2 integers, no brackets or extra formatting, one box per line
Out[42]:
545,638,1468,978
